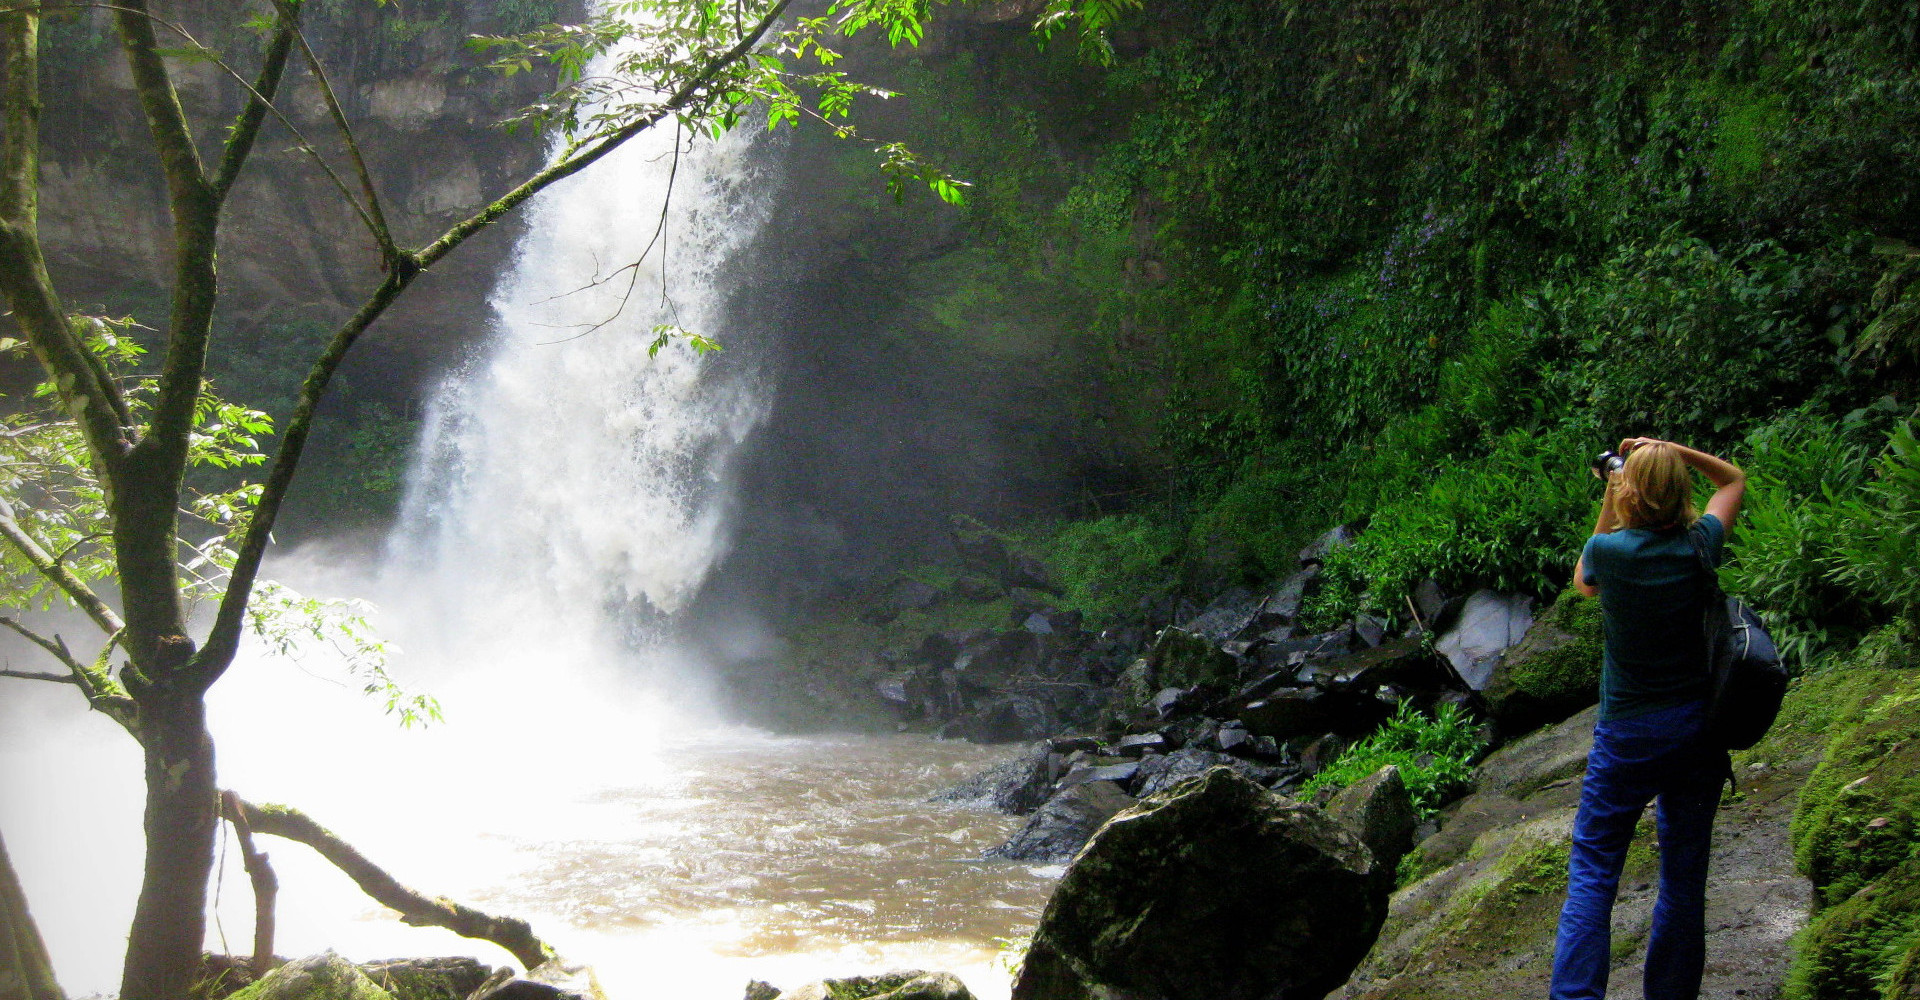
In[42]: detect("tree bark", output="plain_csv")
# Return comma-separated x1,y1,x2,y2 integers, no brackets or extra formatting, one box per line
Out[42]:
0,829,65,1000
221,791,278,977
118,691,217,1000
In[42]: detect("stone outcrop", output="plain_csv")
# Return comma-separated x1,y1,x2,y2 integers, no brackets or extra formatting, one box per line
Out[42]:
1479,589,1604,734
985,781,1136,862
228,953,395,1000
1326,765,1418,878
1011,768,1379,1000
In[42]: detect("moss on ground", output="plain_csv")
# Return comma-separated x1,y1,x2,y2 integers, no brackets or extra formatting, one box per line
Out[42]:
1786,854,1920,1000
1781,627,1920,1000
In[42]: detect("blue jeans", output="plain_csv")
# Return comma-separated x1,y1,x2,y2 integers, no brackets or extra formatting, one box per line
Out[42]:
1550,700,1726,1000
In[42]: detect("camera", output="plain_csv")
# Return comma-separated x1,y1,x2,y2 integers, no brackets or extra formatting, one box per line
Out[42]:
1591,450,1626,479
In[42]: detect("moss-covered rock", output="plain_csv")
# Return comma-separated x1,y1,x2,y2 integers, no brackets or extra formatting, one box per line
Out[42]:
1146,627,1238,691
1791,657,1920,909
1481,589,1603,734
227,953,396,1000
1012,767,1379,1000
1781,630,1920,999
360,958,492,1000
1786,854,1920,1000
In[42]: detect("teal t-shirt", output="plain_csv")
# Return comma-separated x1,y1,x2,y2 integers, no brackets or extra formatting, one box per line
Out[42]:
1579,513,1726,721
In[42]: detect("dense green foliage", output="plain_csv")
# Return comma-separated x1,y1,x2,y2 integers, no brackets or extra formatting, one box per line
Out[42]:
856,0,1920,666
1300,701,1482,820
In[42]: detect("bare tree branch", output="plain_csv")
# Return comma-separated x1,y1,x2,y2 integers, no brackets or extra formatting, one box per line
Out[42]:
292,26,397,263
0,616,137,730
222,795,554,970
0,667,77,685
220,791,277,977
210,1,299,203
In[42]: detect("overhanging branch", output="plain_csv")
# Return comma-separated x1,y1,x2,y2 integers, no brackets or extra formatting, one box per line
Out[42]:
210,1,299,203
0,498,126,635
222,795,554,970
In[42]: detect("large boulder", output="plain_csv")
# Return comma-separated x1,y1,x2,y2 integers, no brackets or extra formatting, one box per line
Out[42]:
945,695,1055,744
776,972,976,1000
1010,768,1379,1000
1298,524,1360,566
1326,765,1417,877
934,742,1061,814
360,958,494,1000
228,953,396,1000
1180,587,1266,644
1131,746,1292,797
986,781,1136,862
1480,589,1604,733
1148,628,1239,691
1433,590,1535,691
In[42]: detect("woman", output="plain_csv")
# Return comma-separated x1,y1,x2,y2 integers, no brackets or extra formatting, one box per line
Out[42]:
1549,437,1747,1000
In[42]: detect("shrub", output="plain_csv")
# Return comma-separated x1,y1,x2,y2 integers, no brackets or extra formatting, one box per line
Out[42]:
1830,420,1920,633
1301,427,1595,628
1025,513,1180,623
1301,700,1483,820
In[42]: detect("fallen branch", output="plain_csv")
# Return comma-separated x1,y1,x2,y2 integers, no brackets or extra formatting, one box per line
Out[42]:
220,791,277,977
220,794,554,971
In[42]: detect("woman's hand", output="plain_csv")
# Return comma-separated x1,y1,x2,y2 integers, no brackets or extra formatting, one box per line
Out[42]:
1618,436,1663,456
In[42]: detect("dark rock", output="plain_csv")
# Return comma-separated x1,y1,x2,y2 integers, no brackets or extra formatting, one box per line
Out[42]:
1150,686,1196,719
1148,628,1240,690
874,670,926,711
1240,688,1332,740
1214,722,1253,755
360,957,493,1000
1179,588,1266,645
1133,747,1291,796
1049,735,1102,754
778,971,976,1000
1299,524,1361,566
1221,638,1260,659
1325,764,1418,876
1354,614,1388,648
951,575,1007,602
986,781,1136,862
950,695,1056,744
934,741,1060,814
1115,733,1168,757
1224,668,1297,710
744,982,782,1000
1434,590,1536,691
468,959,596,1000
1298,733,1347,777
1022,612,1054,635
1059,761,1142,789
1009,768,1379,1000
951,631,1042,692
1156,715,1220,750
1006,553,1060,594
1261,567,1322,625
229,953,394,1000
952,521,1009,577
1412,578,1446,625
887,580,943,615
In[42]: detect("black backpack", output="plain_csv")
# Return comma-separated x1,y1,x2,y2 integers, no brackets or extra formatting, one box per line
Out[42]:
1688,529,1788,752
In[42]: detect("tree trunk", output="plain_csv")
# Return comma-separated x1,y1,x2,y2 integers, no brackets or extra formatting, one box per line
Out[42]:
117,691,217,1000
0,829,65,1000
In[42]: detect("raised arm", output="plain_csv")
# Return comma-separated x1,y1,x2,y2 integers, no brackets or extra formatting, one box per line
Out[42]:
1621,437,1747,531
1572,478,1621,598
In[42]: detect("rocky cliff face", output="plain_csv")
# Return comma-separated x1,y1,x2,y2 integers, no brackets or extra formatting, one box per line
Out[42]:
35,1,574,387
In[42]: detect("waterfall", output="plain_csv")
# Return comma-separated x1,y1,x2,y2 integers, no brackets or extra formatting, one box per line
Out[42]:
388,99,774,673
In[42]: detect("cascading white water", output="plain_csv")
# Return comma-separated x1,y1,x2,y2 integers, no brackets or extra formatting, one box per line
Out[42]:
390,101,770,669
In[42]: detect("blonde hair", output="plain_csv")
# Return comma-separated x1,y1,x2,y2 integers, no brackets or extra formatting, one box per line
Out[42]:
1613,442,1697,530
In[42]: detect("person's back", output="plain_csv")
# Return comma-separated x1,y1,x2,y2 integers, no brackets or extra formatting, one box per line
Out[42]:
1552,438,1746,1000
1582,515,1724,721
